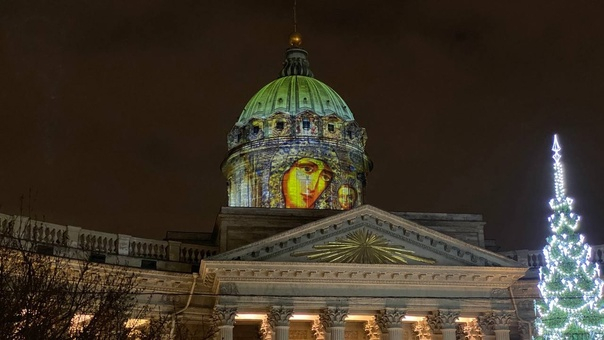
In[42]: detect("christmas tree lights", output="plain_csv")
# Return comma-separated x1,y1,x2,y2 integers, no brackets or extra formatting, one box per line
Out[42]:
535,135,604,339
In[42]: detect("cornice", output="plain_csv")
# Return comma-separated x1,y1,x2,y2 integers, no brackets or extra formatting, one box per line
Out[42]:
81,263,198,294
201,260,527,292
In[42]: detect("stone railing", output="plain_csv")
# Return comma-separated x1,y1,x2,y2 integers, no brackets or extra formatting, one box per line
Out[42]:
500,244,604,268
0,213,218,264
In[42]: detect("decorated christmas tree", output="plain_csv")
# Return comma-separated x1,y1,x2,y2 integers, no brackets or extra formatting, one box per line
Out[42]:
535,135,604,339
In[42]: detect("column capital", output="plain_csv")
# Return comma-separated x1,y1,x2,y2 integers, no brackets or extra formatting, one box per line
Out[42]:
427,310,459,332
375,308,407,331
491,312,512,330
213,305,238,326
320,307,349,328
268,306,294,327
478,311,512,334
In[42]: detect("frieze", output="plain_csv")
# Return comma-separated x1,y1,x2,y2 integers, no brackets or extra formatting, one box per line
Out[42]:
490,288,508,297
219,282,239,295
134,274,201,294
201,261,527,290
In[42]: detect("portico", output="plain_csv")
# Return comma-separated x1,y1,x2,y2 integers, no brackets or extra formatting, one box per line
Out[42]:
211,306,515,340
201,205,527,340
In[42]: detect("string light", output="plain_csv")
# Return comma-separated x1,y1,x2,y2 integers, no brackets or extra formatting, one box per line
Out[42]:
535,135,604,339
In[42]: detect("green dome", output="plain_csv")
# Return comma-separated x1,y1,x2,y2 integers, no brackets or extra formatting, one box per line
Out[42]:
238,75,354,124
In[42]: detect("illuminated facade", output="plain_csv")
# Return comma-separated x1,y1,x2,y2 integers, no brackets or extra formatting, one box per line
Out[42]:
222,37,372,210
3,33,582,340
205,35,531,340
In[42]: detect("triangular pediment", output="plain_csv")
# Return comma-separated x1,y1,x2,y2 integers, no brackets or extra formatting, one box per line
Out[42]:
209,205,523,268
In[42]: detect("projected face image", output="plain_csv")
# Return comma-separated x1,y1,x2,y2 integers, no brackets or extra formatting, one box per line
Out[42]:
282,158,333,208
338,185,357,210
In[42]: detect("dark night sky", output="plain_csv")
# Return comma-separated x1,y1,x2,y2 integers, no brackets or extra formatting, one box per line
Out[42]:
1,1,604,251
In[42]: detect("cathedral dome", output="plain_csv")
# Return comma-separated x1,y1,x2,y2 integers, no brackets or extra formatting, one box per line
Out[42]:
237,75,355,125
223,36,371,212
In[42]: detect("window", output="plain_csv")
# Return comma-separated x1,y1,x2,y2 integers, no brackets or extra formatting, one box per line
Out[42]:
328,124,335,132
253,126,260,134
302,118,310,130
276,121,284,130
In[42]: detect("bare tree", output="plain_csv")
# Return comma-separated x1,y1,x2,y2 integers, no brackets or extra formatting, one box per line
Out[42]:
0,216,170,340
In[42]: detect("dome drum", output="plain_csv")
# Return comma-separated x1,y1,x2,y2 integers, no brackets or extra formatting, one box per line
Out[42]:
227,111,367,151
223,136,371,210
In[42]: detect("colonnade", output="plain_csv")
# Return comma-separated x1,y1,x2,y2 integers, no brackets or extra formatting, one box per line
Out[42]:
212,306,514,340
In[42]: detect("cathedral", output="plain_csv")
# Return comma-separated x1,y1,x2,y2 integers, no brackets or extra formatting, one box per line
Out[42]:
200,32,532,340
2,31,562,340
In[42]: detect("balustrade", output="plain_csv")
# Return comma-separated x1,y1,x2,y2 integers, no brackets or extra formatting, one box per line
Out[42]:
0,212,218,265
11,210,604,271
500,246,604,269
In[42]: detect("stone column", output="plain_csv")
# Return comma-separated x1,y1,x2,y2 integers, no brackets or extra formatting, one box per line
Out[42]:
427,310,459,340
492,312,512,340
268,306,294,340
213,305,237,340
320,307,348,340
441,328,456,340
477,314,493,339
376,308,406,340
494,329,509,340
478,312,512,340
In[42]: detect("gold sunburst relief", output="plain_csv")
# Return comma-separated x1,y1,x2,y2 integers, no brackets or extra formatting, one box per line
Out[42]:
291,229,436,264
